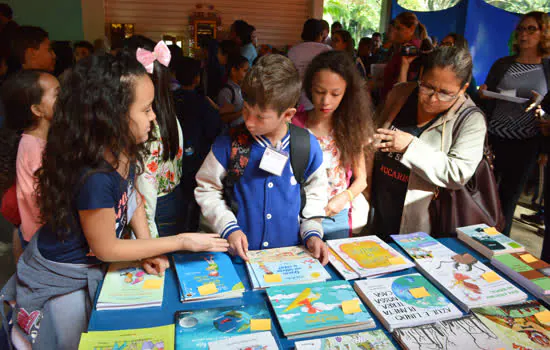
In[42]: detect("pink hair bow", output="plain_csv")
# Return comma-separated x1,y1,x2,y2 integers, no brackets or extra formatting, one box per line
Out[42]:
136,41,171,74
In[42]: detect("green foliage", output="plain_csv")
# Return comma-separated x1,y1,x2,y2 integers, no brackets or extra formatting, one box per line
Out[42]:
397,0,460,11
323,0,382,47
484,0,550,14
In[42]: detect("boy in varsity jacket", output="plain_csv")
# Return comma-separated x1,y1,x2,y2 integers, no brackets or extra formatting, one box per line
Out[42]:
195,54,329,264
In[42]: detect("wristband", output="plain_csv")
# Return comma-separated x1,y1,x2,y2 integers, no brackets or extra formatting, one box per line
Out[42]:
345,189,354,202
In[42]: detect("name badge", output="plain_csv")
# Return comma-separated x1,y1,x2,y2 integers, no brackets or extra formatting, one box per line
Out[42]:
259,147,288,176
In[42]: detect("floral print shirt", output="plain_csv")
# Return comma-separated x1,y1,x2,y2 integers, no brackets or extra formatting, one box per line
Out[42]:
316,133,349,207
137,118,183,238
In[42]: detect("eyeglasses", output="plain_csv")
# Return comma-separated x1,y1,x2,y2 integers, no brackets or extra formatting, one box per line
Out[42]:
418,81,460,102
516,25,539,34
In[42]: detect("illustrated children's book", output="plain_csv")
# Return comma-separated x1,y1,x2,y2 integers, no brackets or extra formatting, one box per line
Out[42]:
391,232,456,260
246,246,330,289
78,324,174,350
415,252,527,312
491,252,550,299
175,302,273,350
473,301,550,350
354,273,462,331
172,252,245,302
96,261,165,310
457,224,525,258
328,247,361,280
266,280,376,339
294,330,397,350
207,332,279,350
393,315,505,350
327,236,414,278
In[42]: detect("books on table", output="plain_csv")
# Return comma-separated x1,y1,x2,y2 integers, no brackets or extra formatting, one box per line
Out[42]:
78,324,174,350
393,315,505,350
473,301,550,350
266,280,375,339
246,246,330,289
354,273,462,331
392,233,528,312
328,247,361,280
294,330,396,350
172,252,245,303
327,236,414,278
491,252,550,299
457,224,525,258
175,302,273,349
96,261,165,310
208,332,278,350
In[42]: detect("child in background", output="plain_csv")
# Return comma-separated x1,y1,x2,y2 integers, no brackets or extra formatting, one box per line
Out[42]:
73,41,94,63
124,36,184,238
217,55,249,128
173,57,222,231
0,70,59,261
12,26,56,72
293,51,374,239
3,54,228,349
196,54,330,264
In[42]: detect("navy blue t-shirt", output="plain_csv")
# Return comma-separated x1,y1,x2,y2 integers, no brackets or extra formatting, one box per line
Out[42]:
38,166,135,264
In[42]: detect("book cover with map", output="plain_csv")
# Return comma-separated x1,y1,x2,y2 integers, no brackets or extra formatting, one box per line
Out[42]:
393,315,505,350
175,302,273,349
492,253,550,299
246,246,330,289
294,330,397,350
473,301,550,350
391,232,455,260
327,236,414,278
354,273,462,331
78,324,174,350
266,281,375,339
96,261,165,310
416,253,527,312
173,252,244,302
457,224,525,258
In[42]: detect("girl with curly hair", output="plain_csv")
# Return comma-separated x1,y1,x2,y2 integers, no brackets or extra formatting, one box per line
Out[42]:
293,50,375,239
4,54,227,349
0,70,58,261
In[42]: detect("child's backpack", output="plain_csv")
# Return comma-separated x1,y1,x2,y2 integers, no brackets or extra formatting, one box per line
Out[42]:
222,124,310,217
222,83,237,105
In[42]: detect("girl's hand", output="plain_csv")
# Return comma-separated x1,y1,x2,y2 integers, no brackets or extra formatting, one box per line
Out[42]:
478,84,491,100
227,230,249,261
401,55,417,67
142,255,170,276
374,128,414,153
306,237,329,266
325,192,349,217
178,233,229,253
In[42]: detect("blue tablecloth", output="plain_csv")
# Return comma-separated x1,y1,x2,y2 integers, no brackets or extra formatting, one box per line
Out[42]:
87,238,538,349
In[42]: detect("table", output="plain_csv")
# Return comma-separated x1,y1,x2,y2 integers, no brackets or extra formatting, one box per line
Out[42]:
87,238,538,349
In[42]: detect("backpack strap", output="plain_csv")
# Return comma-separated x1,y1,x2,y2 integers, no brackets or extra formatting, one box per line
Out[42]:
222,124,252,214
223,83,236,105
289,124,310,217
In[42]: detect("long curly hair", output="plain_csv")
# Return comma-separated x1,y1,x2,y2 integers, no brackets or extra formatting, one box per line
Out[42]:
35,54,148,236
123,35,179,161
303,50,375,169
0,70,45,196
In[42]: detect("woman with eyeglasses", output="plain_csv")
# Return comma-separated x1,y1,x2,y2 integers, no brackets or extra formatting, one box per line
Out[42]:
479,11,550,236
368,47,486,240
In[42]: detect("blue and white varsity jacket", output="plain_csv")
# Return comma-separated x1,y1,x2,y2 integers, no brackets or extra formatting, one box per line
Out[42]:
195,128,328,250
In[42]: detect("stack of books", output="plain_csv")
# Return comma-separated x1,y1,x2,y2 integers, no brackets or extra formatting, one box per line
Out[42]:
392,233,527,311
79,324,174,349
266,280,376,339
175,302,274,349
354,273,462,331
294,330,396,350
96,261,165,310
491,252,550,299
327,236,414,279
207,332,279,350
393,315,504,350
473,301,550,350
246,246,330,290
457,224,525,258
172,252,245,303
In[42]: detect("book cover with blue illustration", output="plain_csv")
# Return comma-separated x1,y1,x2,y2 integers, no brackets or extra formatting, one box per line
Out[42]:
354,273,462,331
294,330,397,350
172,253,245,302
175,302,273,349
391,232,455,260
266,280,375,339
246,246,330,289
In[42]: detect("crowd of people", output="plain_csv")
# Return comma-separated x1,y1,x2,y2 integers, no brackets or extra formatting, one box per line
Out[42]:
0,2,549,348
